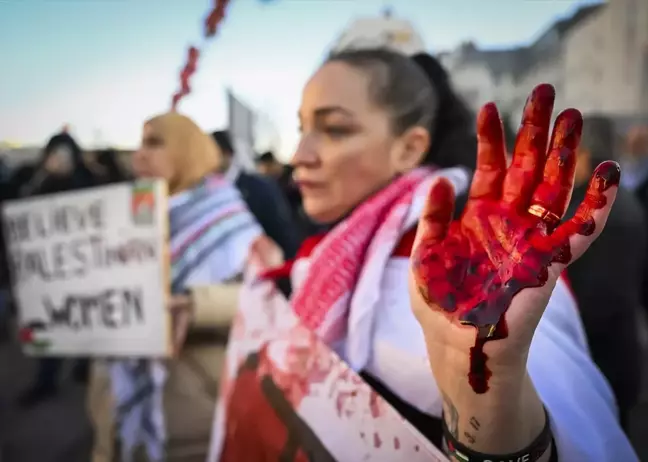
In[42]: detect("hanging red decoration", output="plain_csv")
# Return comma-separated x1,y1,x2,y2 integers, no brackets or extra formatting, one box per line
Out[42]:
205,0,231,38
170,0,232,110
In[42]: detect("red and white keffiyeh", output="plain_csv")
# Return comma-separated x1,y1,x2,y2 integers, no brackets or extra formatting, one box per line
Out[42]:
289,167,470,369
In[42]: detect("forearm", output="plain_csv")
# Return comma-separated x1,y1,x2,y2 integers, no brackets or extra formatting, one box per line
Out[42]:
190,283,241,328
441,369,551,461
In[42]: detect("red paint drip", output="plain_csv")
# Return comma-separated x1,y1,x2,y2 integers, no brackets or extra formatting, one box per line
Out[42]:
373,432,382,448
412,87,621,395
394,437,401,450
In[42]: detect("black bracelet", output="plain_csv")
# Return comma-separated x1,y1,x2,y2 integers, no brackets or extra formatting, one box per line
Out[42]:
442,407,553,462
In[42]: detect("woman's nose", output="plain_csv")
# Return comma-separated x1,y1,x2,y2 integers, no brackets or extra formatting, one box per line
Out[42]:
290,136,319,167
131,149,147,167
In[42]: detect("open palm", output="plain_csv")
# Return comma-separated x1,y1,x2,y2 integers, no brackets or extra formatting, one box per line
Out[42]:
409,84,621,393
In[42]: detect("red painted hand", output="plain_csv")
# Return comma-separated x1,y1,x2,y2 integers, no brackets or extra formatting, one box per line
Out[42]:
409,84,620,394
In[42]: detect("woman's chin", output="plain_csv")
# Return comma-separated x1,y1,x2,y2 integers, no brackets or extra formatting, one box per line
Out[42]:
302,204,344,226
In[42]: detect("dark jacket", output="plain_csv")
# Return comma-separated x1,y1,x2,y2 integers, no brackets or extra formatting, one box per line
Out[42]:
234,171,300,260
0,133,102,288
633,176,648,309
275,166,324,241
565,183,646,422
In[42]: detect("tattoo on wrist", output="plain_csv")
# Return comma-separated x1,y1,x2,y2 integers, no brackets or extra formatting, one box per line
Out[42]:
442,393,459,439
442,394,482,449
463,416,480,444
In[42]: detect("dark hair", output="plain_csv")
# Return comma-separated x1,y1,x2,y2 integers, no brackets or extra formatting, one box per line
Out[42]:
411,53,477,170
327,49,437,137
256,151,277,164
325,49,477,170
42,132,83,165
211,130,234,157
96,148,130,183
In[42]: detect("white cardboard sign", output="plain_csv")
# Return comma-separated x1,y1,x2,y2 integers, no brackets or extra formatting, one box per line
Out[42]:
2,180,171,357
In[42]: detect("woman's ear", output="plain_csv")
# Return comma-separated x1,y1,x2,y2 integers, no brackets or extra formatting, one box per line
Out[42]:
392,126,430,172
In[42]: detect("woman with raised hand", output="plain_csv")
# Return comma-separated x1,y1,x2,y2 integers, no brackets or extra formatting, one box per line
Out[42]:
211,48,637,461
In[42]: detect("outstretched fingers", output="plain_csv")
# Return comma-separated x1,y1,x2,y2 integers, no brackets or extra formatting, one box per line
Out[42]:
468,103,508,201
501,84,555,211
549,161,621,266
529,108,582,230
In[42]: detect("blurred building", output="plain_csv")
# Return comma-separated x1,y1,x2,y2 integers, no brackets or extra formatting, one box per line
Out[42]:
440,0,647,124
564,0,648,115
439,4,603,125
0,146,41,169
329,8,426,56
437,42,530,124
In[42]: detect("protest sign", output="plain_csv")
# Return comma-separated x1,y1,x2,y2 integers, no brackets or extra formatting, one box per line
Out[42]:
3,180,171,357
208,256,449,462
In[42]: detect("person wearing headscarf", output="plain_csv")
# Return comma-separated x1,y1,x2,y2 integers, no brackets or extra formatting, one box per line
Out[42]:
93,148,132,184
88,113,262,462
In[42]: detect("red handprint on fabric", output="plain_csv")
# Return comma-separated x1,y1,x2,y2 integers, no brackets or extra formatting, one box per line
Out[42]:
411,84,620,393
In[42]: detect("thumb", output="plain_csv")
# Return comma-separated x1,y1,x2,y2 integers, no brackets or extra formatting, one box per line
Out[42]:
410,177,455,308
412,177,456,252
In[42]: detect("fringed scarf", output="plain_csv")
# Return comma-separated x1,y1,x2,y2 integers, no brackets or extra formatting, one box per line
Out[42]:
110,174,261,462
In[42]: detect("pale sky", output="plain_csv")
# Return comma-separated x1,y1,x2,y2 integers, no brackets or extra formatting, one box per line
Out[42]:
0,0,599,160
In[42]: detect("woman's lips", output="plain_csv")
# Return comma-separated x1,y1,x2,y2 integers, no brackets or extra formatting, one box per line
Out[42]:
294,180,324,192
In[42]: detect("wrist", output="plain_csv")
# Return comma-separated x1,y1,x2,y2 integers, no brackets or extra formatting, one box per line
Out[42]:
440,372,546,455
443,406,553,462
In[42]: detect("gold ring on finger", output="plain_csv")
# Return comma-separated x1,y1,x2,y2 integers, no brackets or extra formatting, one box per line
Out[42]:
528,204,561,226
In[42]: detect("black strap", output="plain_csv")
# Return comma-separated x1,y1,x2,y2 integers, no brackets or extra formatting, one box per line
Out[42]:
442,407,554,462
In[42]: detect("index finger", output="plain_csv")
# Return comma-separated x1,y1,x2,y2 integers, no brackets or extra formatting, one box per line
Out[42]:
469,103,508,201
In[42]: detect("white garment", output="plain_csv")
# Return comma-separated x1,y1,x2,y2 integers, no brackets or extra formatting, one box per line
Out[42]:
365,257,636,461
290,177,638,462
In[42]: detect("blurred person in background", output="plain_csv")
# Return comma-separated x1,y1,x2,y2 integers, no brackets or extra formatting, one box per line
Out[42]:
255,150,323,240
212,130,299,259
18,131,102,407
18,131,98,197
621,125,648,194
88,113,263,462
565,115,646,432
207,49,635,461
0,158,14,341
255,150,293,189
93,148,132,184
621,125,648,313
